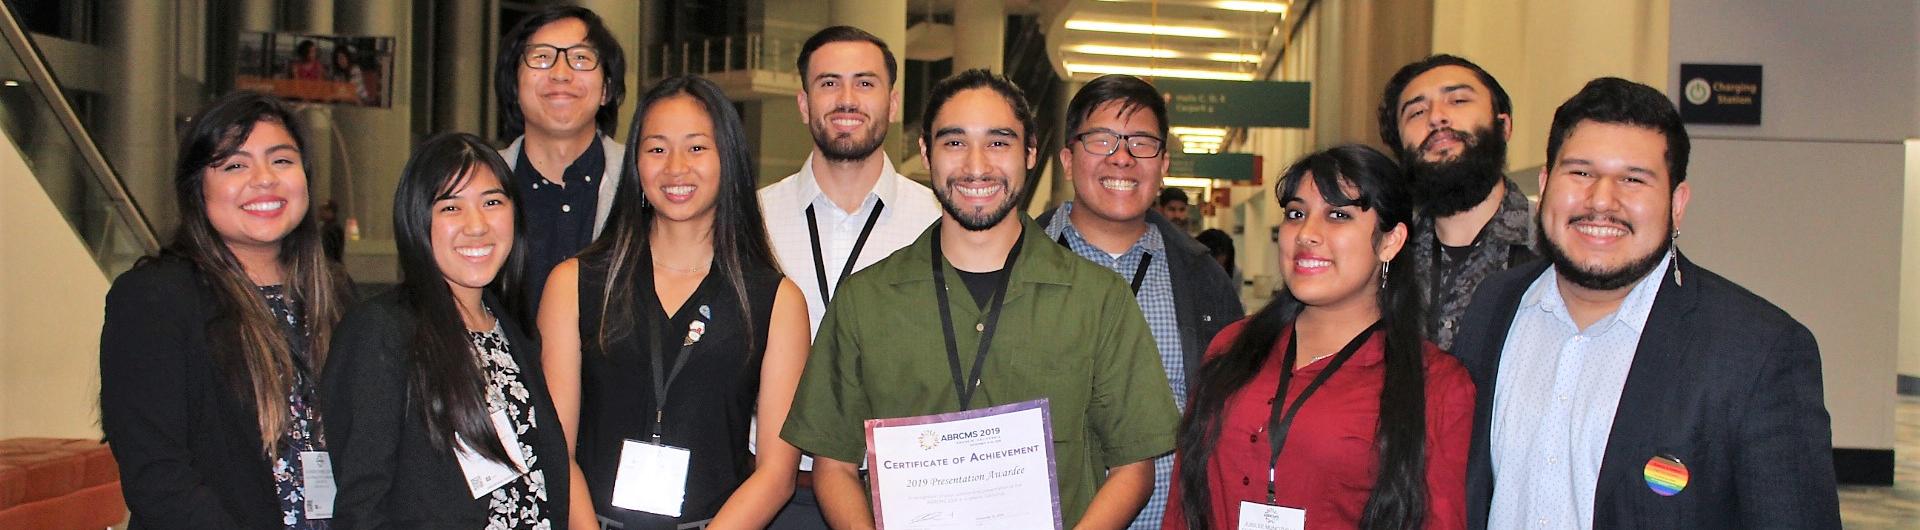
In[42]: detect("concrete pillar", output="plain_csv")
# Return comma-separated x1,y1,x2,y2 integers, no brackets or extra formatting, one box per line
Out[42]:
433,0,488,136
233,0,279,32
334,1,409,246
952,0,1005,73
99,0,179,238
286,0,335,236
830,0,908,160
570,0,643,143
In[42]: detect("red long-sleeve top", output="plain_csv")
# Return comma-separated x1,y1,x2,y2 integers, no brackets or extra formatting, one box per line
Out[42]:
1164,321,1474,530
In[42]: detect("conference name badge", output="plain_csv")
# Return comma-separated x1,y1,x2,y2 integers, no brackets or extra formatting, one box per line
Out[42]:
452,409,530,499
1236,501,1305,530
611,439,692,517
298,451,336,519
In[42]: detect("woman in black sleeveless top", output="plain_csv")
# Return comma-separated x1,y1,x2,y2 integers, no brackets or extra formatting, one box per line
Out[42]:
539,75,810,530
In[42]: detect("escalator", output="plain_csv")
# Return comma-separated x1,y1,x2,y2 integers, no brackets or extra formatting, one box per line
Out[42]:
0,0,159,278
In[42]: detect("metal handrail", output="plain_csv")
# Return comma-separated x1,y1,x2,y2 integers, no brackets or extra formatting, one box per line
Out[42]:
643,32,803,80
0,1,161,255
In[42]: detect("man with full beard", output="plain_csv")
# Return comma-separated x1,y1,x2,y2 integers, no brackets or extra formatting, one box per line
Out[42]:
757,26,943,529
1378,55,1535,349
1449,78,1838,529
782,69,1178,529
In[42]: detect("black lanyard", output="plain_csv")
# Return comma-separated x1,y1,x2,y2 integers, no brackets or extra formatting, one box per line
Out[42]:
1054,232,1152,294
806,200,886,301
931,225,1024,410
647,294,708,443
1264,321,1380,503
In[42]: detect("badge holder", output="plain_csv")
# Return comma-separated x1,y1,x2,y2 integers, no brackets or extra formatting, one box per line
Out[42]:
453,408,531,499
299,451,336,520
610,310,707,517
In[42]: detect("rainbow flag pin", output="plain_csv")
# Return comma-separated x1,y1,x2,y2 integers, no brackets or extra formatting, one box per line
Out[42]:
1643,454,1689,496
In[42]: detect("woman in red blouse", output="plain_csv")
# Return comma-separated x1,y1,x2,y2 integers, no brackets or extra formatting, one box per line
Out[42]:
1165,145,1473,530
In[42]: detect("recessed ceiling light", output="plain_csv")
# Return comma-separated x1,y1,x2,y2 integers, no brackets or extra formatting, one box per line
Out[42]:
1070,45,1179,59
1065,62,1254,81
1064,20,1232,39
1215,1,1288,13
1204,52,1264,63
1172,127,1231,136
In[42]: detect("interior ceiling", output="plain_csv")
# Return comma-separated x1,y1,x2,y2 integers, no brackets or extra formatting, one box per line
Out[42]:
1046,0,1289,82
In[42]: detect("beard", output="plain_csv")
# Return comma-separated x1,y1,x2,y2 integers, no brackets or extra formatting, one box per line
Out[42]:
1399,124,1508,217
810,109,888,162
933,175,1021,231
1535,212,1672,291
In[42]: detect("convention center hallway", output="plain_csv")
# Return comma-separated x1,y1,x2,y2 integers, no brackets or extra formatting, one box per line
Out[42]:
1840,395,1920,528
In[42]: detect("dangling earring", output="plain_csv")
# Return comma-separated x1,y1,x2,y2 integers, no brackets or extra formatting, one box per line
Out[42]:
1380,261,1390,289
1671,228,1683,286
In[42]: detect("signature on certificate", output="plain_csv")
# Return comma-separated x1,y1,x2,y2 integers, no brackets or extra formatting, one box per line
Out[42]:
910,511,953,523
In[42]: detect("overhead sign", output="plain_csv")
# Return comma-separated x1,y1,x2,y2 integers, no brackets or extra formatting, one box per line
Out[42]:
1169,153,1261,182
1679,64,1761,125
1155,79,1310,128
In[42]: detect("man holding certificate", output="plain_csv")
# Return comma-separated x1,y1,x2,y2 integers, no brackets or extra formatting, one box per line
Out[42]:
781,69,1180,530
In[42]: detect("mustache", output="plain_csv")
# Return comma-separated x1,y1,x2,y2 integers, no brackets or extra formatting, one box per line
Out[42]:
1568,213,1635,234
1419,128,1471,151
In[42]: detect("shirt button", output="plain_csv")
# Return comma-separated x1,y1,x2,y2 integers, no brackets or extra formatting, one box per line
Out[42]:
585,176,592,182
1250,434,1257,443
561,204,572,213
975,323,984,332
1558,394,1569,402
1548,456,1558,464
1538,518,1549,527
1241,476,1250,486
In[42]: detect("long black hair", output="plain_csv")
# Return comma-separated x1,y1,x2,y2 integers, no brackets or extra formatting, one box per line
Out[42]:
391,132,530,464
1176,145,1429,529
165,90,352,456
579,74,778,357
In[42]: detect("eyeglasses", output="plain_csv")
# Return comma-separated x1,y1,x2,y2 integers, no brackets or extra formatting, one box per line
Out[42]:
523,44,601,71
1072,131,1166,159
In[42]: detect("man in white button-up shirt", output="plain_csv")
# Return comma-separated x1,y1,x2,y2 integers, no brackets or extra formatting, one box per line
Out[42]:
756,26,940,529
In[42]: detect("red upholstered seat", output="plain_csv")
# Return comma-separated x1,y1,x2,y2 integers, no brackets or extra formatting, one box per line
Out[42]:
0,438,126,529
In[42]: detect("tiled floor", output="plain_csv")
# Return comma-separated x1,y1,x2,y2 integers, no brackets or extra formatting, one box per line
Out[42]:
1838,395,1920,529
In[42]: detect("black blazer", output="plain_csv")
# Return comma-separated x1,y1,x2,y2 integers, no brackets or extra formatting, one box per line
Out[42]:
320,288,571,529
1034,208,1245,397
100,255,281,529
1452,254,1840,529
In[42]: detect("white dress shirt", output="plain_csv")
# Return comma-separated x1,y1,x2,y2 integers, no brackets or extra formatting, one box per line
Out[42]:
759,153,942,336
1488,251,1672,530
754,153,941,471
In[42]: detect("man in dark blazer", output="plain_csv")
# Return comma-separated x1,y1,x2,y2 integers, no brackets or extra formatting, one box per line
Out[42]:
1451,77,1839,529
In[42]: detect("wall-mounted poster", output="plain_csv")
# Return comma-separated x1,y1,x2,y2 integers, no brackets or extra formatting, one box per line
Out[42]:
234,32,394,108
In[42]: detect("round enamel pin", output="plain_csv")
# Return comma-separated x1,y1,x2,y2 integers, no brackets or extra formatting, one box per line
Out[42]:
1643,454,1689,496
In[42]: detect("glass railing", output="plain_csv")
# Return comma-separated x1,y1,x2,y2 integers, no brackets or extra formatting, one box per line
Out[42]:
0,1,159,277
641,32,804,80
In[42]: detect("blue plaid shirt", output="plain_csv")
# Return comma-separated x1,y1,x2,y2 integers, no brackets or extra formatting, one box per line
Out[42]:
1045,203,1183,530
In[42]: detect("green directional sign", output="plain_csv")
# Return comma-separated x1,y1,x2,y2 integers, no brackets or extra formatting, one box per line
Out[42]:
1154,79,1311,128
1169,152,1261,181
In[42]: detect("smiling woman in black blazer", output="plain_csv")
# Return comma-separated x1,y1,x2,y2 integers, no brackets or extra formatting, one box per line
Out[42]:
321,133,568,529
100,91,354,529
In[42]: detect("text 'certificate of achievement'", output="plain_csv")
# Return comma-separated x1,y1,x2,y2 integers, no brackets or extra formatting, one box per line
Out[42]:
865,398,1062,529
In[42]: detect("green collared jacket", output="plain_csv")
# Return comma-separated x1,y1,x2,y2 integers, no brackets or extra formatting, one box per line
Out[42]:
781,215,1181,526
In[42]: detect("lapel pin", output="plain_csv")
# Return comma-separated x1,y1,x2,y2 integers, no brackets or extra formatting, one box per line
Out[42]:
1644,454,1689,496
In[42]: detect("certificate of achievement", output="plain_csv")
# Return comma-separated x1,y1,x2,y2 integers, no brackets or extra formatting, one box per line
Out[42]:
864,399,1062,530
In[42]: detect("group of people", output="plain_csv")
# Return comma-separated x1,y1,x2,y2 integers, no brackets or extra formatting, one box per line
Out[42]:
98,4,1842,530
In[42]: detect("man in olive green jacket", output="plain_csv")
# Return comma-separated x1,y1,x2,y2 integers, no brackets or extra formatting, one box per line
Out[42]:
781,69,1179,530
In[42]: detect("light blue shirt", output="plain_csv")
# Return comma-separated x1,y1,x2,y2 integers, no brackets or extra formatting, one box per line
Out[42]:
1044,203,1181,530
1488,251,1672,530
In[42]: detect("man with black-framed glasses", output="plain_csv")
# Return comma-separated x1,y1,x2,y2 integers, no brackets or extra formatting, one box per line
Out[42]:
493,5,628,313
1035,73,1243,530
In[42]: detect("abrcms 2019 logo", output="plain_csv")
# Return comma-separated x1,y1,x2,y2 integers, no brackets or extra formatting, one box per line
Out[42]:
918,430,939,450
916,427,1004,450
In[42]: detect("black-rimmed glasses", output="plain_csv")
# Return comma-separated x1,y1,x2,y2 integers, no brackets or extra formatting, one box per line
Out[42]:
523,44,601,71
1072,131,1166,159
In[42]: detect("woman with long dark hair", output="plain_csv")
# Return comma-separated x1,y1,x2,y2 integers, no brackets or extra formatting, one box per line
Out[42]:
1164,145,1473,529
321,133,569,528
539,75,809,529
101,90,353,528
